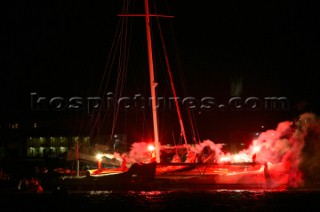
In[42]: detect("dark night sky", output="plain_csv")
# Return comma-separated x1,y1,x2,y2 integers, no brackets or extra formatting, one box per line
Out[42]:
1,0,319,142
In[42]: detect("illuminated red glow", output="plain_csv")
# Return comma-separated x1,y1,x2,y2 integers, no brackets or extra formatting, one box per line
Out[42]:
148,144,155,152
98,112,318,188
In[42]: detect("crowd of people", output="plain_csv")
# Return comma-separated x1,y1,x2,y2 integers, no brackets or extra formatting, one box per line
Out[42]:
17,177,43,193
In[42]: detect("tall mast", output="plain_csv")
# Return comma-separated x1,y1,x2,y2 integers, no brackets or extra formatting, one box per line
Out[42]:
144,0,160,163
118,0,173,163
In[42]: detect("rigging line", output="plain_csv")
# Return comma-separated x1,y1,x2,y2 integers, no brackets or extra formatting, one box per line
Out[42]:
109,2,134,139
155,11,188,147
88,39,116,139
191,111,201,143
105,0,131,120
88,1,130,140
99,0,131,99
88,19,122,137
159,3,201,145
187,103,200,144
172,131,178,155
151,1,200,146
110,16,129,139
99,36,125,136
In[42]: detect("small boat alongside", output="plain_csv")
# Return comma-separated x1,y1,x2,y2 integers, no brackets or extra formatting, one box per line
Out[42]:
40,161,157,191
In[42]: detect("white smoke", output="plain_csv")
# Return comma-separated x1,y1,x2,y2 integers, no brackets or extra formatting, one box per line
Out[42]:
127,112,320,187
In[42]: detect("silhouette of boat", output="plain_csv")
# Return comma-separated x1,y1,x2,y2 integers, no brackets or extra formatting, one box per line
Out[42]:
40,161,157,191
39,0,320,192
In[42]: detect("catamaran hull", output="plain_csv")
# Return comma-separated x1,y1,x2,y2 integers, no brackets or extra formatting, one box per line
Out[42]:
154,162,290,189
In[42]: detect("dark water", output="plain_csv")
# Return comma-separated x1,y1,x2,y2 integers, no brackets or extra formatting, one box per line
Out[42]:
1,188,320,211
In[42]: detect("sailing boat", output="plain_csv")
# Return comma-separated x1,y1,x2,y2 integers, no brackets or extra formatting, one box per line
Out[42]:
124,0,292,188
117,0,290,189
41,0,296,191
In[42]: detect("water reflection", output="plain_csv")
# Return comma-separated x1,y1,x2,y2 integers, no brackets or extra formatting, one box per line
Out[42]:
1,188,320,211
